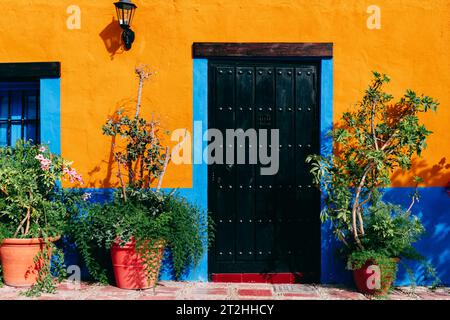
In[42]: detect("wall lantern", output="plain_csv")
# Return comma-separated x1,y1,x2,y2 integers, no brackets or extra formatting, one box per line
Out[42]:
114,0,137,50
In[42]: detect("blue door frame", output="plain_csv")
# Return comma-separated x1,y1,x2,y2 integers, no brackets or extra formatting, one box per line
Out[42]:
192,57,334,283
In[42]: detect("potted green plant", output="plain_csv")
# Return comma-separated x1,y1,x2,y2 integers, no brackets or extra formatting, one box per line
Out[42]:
69,189,207,289
307,72,440,295
68,66,208,289
0,139,85,296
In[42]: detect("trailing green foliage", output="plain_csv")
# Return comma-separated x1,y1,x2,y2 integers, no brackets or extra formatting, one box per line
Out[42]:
163,193,207,277
67,189,208,282
306,72,440,290
0,140,85,296
359,196,424,259
22,241,67,297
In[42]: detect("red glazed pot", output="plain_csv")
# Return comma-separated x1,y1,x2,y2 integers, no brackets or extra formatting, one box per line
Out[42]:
353,258,399,295
111,238,165,290
0,237,60,287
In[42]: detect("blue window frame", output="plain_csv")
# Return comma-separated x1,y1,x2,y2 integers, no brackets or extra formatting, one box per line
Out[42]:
0,81,40,146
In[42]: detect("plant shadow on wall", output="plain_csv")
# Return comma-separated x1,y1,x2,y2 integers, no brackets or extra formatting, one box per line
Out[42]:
86,98,137,189
307,72,442,296
391,157,450,187
99,17,125,60
388,139,450,286
387,156,450,286
66,65,212,289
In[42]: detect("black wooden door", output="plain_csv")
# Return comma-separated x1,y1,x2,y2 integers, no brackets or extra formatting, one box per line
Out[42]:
208,60,321,281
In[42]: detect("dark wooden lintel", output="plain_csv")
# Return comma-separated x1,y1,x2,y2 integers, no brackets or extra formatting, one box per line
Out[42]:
0,62,61,79
193,43,333,58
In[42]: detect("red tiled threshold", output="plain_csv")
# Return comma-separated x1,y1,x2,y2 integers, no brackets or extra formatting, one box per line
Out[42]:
191,288,229,295
238,289,273,297
212,273,309,284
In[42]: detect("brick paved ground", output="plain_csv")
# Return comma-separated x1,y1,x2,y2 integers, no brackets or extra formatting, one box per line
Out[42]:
0,281,449,300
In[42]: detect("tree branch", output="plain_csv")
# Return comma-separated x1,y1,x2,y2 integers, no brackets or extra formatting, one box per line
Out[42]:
14,207,31,238
156,130,188,192
351,163,375,249
406,183,420,214
371,102,379,151
0,187,8,197
351,130,398,249
156,147,170,192
134,65,151,118
115,153,128,202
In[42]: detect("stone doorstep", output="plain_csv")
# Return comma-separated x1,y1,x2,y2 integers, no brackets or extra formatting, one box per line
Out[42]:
273,284,318,294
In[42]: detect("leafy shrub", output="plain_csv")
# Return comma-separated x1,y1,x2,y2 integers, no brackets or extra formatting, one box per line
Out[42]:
0,140,85,295
68,189,207,283
307,72,440,290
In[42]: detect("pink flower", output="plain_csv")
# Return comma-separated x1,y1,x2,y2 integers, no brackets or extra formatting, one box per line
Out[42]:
39,146,46,153
35,154,52,171
63,166,84,185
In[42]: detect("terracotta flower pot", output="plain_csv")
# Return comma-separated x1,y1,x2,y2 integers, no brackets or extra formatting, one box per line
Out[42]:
111,238,165,290
353,257,400,295
0,237,60,287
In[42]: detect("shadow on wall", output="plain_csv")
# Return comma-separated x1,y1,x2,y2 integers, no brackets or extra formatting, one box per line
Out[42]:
384,186,450,286
86,100,136,188
321,186,450,287
319,155,450,286
390,158,450,286
99,17,124,60
391,157,450,187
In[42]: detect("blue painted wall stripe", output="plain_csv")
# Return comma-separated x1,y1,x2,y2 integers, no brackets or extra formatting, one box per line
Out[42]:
320,186,450,286
384,187,450,286
319,58,345,284
40,78,61,155
160,58,209,281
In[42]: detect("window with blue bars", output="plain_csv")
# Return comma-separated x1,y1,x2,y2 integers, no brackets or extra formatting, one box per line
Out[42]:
0,82,40,146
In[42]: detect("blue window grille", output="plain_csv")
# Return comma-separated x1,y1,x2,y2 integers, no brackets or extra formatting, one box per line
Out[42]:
0,81,40,146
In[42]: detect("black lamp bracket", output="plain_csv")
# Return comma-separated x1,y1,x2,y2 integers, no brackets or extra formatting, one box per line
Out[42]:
122,28,135,51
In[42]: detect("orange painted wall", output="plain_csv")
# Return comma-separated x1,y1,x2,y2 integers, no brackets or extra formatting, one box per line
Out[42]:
0,0,448,188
